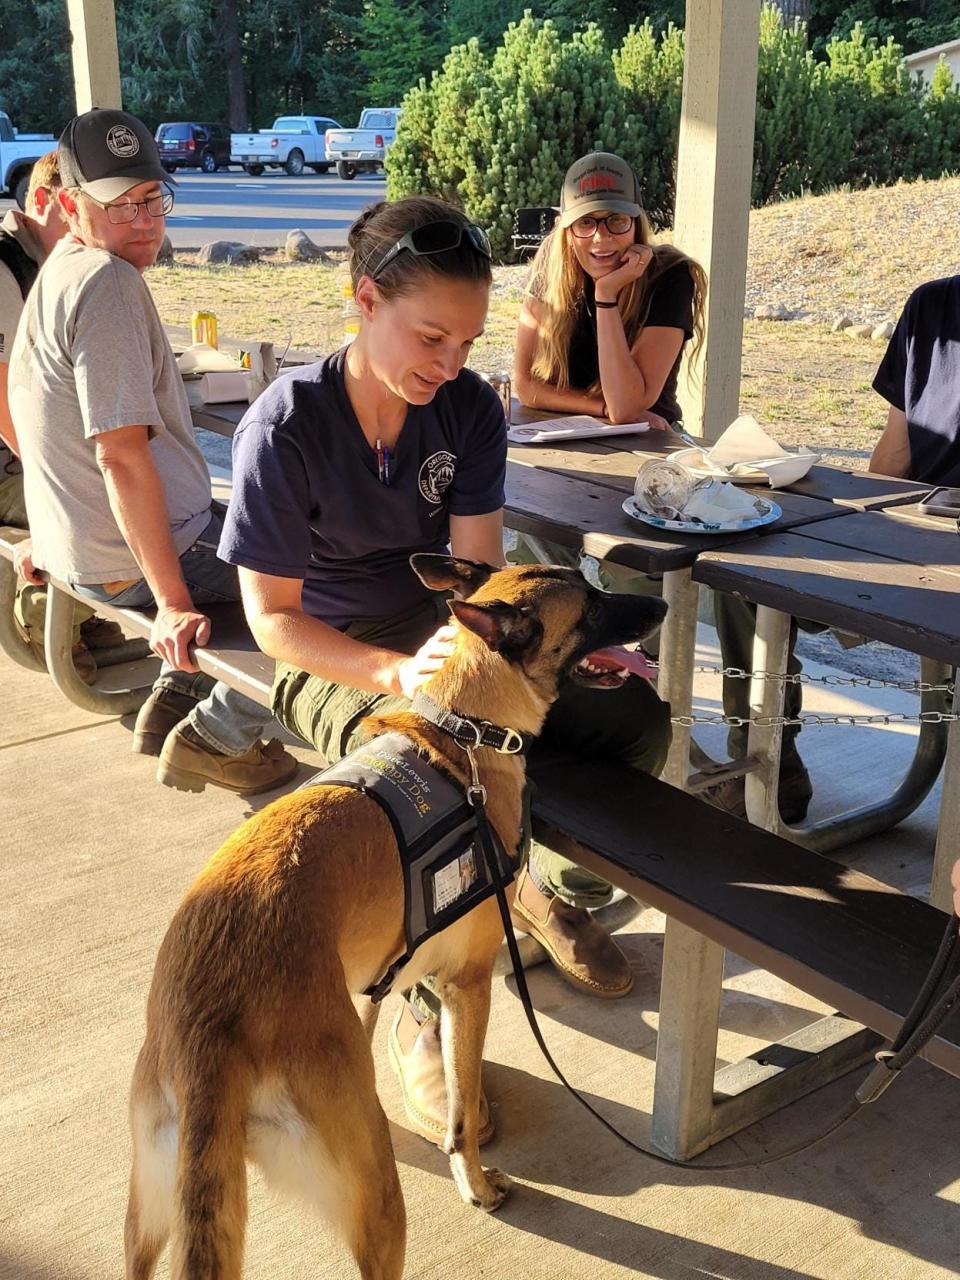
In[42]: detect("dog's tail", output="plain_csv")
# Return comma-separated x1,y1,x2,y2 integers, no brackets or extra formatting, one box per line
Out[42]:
168,1062,250,1280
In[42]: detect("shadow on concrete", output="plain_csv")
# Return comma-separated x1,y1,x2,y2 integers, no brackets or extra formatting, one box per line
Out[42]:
393,1062,960,1274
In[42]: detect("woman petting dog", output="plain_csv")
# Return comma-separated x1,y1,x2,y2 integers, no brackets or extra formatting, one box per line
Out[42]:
211,195,670,1149
512,151,814,824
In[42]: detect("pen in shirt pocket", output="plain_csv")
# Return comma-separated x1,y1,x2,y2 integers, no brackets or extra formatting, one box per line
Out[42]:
376,438,392,486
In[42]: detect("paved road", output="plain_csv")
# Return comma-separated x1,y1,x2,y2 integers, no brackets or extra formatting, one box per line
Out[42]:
0,168,386,249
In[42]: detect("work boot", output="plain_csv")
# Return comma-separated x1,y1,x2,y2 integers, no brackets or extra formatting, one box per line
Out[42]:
156,721,298,795
15,617,97,687
510,864,634,998
386,1000,494,1148
701,747,813,826
78,616,125,650
132,687,203,756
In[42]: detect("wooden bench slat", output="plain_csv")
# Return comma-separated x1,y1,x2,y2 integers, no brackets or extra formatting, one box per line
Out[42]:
693,532,960,665
528,754,960,1077
0,528,274,708
785,466,931,510
790,509,960,578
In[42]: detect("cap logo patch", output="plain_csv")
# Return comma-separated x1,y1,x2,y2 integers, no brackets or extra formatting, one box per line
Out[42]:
579,173,617,195
106,125,140,158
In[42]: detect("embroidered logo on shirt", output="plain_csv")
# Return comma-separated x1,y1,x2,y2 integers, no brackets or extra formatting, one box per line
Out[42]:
106,125,140,158
418,451,456,504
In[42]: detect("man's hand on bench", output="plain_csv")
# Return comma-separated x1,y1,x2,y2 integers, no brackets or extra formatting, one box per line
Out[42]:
152,605,212,673
13,537,43,585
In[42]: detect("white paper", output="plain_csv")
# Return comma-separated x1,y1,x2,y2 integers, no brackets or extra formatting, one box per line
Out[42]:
200,370,251,403
681,479,766,526
177,343,239,376
508,415,650,445
708,415,787,468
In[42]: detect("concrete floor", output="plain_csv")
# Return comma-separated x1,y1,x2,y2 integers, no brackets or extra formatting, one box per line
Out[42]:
2,630,959,1280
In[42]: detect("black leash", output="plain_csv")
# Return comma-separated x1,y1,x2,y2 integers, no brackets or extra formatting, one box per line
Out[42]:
460,744,960,1170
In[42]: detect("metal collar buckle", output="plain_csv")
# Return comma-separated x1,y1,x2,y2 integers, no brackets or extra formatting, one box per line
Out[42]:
456,719,484,749
491,724,524,754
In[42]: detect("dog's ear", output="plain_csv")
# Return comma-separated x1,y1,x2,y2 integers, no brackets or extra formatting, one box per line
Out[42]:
450,599,535,654
409,553,496,597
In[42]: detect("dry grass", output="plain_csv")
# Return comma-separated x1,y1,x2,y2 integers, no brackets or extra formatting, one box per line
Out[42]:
146,174,960,469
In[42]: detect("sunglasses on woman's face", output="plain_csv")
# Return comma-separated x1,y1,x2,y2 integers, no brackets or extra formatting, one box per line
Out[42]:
368,220,492,280
570,212,635,238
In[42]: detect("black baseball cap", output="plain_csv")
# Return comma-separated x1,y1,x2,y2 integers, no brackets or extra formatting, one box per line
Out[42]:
560,152,642,228
58,108,172,202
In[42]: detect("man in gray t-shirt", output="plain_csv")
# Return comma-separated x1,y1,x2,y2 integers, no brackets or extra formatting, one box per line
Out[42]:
9,108,295,796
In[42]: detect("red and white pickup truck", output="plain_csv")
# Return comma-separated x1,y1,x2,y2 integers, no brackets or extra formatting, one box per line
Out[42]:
324,109,401,180
230,115,341,177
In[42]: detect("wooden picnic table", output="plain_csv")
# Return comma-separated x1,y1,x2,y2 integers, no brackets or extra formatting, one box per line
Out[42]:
191,391,932,790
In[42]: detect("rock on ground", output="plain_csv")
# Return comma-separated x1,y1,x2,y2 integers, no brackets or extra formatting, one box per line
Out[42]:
285,229,332,263
197,240,262,266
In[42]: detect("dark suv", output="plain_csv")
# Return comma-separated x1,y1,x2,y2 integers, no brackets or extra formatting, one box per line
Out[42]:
155,122,231,173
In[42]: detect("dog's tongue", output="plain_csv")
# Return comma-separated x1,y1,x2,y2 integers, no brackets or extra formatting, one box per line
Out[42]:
586,646,659,680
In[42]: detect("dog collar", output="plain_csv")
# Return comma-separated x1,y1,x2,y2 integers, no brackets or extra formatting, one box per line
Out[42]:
412,692,530,755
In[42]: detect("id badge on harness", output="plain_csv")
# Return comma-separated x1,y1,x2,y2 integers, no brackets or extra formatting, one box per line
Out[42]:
302,732,517,1001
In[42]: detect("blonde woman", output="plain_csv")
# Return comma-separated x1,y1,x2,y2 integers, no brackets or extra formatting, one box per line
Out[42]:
515,151,705,426
512,152,813,824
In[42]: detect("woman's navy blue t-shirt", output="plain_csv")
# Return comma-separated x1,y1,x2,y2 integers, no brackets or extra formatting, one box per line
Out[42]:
873,275,960,486
218,350,507,629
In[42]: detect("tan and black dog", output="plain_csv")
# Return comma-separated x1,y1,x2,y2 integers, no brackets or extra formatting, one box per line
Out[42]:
124,556,667,1280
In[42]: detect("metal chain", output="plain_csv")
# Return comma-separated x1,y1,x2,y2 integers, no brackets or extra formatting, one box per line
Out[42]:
672,710,960,728
652,662,956,695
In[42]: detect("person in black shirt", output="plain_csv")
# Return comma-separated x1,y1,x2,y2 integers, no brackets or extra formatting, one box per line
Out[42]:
511,152,815,826
871,276,960,485
514,152,704,424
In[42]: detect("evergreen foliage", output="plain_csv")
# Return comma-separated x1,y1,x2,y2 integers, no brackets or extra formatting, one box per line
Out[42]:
389,5,960,259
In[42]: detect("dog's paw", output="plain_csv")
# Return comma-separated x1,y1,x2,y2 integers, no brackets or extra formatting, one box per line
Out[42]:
468,1167,512,1213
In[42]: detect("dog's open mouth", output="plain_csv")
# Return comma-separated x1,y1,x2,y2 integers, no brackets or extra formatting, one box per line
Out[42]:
572,646,658,689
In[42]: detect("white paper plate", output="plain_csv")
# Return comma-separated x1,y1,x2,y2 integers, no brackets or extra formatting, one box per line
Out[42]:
670,446,819,488
621,494,782,534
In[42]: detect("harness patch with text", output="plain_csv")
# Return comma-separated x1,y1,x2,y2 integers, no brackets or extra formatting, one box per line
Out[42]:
301,732,516,1001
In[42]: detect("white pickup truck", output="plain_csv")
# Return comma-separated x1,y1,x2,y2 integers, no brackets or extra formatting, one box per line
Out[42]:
230,115,341,177
0,113,56,208
324,109,401,180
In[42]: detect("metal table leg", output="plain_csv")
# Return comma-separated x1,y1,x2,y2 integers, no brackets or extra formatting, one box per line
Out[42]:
659,567,700,789
0,553,45,673
744,605,791,830
931,716,960,912
651,918,725,1158
743,626,950,851
44,581,149,715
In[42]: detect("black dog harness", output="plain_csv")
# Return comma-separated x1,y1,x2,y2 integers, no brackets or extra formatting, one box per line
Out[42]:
302,728,519,1002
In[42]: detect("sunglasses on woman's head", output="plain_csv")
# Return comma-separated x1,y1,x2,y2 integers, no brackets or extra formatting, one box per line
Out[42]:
570,212,635,238
367,220,492,280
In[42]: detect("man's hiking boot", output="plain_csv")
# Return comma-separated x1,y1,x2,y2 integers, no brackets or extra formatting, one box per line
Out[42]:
156,721,298,795
701,749,813,826
132,688,202,756
510,864,634,998
78,616,125,650
386,1001,494,1148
